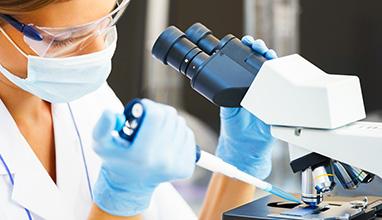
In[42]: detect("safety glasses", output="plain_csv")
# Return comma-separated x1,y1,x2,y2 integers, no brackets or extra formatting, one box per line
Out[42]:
0,0,129,57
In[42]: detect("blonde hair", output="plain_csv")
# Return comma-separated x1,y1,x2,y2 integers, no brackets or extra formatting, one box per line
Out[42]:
0,0,59,14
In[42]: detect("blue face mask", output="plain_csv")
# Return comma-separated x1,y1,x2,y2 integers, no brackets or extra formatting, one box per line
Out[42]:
0,27,118,103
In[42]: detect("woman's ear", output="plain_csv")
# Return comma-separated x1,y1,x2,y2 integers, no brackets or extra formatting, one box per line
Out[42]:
0,26,29,79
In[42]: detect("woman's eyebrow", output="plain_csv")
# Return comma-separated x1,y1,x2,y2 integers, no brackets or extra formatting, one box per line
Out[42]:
54,0,72,3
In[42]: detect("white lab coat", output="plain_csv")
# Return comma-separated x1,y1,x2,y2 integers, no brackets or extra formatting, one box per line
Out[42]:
0,83,197,220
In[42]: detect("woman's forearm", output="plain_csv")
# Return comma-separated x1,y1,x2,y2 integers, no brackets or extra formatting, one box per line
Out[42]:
88,204,143,220
199,173,256,220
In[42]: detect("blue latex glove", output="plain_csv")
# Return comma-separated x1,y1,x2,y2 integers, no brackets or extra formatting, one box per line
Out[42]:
241,36,278,60
216,36,278,180
92,99,196,216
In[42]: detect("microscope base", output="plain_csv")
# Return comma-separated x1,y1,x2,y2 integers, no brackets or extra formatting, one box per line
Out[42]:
223,195,382,220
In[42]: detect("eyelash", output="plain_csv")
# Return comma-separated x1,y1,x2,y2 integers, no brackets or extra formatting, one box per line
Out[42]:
50,38,75,48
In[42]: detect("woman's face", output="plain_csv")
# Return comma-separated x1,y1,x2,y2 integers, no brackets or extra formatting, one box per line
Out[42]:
0,0,116,80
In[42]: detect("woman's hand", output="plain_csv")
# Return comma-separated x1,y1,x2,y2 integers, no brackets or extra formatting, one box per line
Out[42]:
216,36,278,180
92,99,196,217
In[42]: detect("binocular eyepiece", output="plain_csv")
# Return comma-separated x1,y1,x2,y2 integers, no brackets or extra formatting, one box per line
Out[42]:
152,23,267,107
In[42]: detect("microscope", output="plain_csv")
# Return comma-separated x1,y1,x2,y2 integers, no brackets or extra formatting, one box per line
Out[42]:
151,23,382,219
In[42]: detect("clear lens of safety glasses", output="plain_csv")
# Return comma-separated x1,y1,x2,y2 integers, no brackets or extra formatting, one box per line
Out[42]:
23,0,129,57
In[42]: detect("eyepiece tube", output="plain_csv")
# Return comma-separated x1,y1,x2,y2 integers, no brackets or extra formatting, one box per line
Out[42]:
151,26,184,65
152,26,210,79
185,23,220,55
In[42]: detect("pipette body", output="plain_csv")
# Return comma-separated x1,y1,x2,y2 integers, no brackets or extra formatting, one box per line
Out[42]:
196,147,300,203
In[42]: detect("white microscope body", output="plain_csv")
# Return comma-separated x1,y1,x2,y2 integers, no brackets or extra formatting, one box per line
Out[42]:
241,54,382,205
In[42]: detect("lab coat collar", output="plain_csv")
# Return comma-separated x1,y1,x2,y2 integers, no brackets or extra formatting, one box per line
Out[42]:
53,103,84,218
0,100,72,219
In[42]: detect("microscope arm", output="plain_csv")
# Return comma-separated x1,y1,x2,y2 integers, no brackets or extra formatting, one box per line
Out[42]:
271,121,382,178
241,54,365,129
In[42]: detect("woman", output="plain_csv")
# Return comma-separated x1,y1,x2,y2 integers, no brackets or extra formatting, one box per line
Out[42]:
0,0,277,219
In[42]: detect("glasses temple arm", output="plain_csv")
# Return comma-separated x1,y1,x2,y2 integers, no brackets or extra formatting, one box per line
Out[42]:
0,14,43,41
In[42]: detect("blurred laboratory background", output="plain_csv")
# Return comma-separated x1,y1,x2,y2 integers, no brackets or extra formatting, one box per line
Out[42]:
109,0,382,213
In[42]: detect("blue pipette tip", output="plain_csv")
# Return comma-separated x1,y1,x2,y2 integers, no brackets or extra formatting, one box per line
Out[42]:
268,186,301,204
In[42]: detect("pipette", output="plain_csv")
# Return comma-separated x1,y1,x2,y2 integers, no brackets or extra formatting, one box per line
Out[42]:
119,99,300,204
195,147,300,203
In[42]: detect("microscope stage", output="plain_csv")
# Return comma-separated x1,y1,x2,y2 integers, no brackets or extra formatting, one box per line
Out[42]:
223,195,382,220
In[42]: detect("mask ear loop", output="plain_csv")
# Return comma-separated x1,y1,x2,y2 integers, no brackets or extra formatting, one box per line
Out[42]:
0,27,28,58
